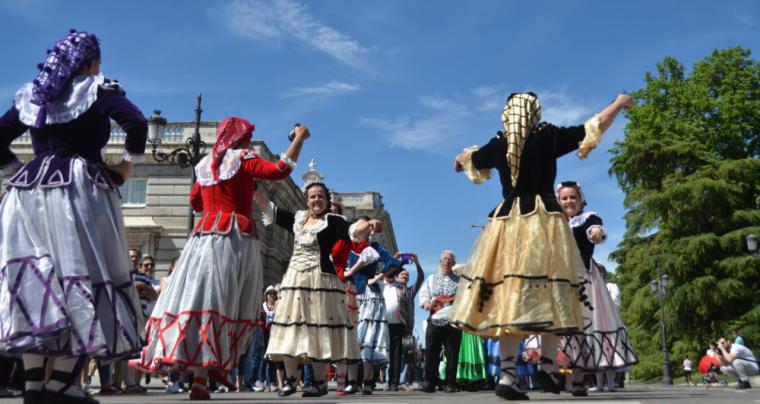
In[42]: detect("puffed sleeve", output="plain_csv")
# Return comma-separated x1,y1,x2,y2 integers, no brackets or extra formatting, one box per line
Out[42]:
459,137,500,184
190,182,203,212
0,107,28,173
93,87,148,163
240,153,296,181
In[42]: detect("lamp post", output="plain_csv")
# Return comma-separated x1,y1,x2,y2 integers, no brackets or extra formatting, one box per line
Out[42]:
650,271,672,385
747,234,759,258
146,94,207,233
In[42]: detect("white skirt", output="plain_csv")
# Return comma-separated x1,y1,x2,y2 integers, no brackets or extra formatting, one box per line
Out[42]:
132,226,262,374
560,260,638,371
0,159,144,359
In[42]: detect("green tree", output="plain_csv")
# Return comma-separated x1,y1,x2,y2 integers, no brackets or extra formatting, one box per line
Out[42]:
609,47,760,380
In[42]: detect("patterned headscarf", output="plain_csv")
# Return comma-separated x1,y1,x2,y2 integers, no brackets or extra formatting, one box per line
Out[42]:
501,92,541,187
211,117,255,180
31,29,101,128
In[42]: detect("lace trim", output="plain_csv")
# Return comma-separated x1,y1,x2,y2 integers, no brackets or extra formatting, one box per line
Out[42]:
568,211,600,228
578,113,602,159
121,150,145,164
293,210,329,246
460,145,491,184
194,149,243,186
279,152,297,171
14,74,105,126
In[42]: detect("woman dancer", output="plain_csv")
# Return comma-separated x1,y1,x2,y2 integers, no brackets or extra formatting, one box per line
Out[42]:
556,181,638,394
0,30,147,404
132,119,309,400
450,92,634,400
265,183,380,397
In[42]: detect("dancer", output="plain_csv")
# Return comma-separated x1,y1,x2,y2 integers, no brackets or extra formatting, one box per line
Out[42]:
132,118,309,400
556,181,638,394
450,92,634,400
265,183,380,397
0,30,146,404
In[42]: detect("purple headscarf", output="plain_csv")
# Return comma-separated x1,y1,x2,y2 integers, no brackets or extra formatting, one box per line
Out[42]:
31,29,100,127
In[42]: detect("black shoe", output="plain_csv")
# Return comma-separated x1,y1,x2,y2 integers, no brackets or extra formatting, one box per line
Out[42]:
23,389,42,404
302,381,328,397
536,370,561,394
738,380,752,389
571,384,588,397
421,382,436,393
494,384,529,401
41,389,100,404
362,381,373,395
443,384,459,393
278,377,297,397
389,383,399,392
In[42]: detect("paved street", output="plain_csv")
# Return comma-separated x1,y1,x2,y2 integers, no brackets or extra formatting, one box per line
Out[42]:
5,383,760,404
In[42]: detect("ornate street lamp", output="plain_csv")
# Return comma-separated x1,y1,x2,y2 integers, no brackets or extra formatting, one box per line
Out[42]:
747,234,759,258
651,270,672,385
147,95,208,233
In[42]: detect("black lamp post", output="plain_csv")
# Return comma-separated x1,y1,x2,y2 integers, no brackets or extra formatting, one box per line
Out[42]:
146,94,207,233
650,271,672,385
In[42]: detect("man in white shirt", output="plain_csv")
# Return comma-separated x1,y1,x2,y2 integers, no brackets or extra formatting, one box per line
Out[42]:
716,337,758,389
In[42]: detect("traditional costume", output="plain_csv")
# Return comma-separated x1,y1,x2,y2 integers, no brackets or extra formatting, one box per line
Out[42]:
557,182,638,390
132,117,295,399
0,30,146,404
450,92,603,400
453,332,488,390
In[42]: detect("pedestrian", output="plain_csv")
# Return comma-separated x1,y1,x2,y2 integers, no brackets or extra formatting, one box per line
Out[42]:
132,118,308,400
0,29,147,404
556,181,638,395
683,358,693,385
264,183,380,397
450,92,634,400
418,250,462,393
716,337,758,389
732,330,745,346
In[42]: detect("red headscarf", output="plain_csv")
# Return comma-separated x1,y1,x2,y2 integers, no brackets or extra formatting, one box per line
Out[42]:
211,117,255,180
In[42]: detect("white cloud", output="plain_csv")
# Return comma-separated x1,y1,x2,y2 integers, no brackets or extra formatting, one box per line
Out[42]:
281,80,360,98
0,0,44,18
539,91,594,126
218,0,371,67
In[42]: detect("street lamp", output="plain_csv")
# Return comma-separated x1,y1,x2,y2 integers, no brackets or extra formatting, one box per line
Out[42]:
147,94,208,233
650,271,672,385
747,234,759,258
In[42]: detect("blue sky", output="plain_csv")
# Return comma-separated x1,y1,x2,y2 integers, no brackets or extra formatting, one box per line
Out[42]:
2,0,759,341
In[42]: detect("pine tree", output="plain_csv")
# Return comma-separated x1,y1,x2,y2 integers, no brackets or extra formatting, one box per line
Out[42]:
609,47,760,380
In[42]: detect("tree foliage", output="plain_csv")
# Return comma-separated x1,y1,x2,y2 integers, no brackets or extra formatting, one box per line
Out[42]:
609,47,760,380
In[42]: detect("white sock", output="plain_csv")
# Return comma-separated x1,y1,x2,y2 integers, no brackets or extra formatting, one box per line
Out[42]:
22,354,45,392
497,335,521,387
46,357,85,398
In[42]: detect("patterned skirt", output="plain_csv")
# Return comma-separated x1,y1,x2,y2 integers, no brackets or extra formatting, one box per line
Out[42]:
450,197,588,338
132,226,262,374
560,260,638,371
0,159,144,359
356,285,389,365
266,244,361,364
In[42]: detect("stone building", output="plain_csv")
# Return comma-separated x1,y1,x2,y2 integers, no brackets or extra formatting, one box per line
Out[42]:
3,118,398,288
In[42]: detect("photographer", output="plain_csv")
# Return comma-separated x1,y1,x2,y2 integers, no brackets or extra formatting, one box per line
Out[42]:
715,337,758,389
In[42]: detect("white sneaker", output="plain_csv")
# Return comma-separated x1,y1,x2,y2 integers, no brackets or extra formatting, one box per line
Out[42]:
253,385,265,392
588,386,602,392
165,383,182,394
216,386,229,393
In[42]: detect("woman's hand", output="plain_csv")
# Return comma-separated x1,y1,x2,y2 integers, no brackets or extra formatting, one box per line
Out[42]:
587,227,605,244
616,93,635,110
454,153,465,172
293,125,310,141
109,160,135,183
368,219,383,234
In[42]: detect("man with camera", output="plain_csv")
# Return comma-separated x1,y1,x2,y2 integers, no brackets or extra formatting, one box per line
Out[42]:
715,337,758,389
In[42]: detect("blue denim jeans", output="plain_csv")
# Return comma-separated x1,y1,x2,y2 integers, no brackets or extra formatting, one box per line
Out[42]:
243,328,267,387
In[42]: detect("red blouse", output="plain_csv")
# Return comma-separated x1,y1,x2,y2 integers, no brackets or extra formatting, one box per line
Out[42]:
190,150,293,236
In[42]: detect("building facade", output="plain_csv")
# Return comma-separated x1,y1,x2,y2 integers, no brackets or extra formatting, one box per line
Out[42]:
4,119,398,288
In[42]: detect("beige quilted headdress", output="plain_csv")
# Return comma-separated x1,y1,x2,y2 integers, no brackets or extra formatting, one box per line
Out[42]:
501,92,541,187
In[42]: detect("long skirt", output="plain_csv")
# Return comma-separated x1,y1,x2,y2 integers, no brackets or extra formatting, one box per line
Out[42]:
356,285,389,366
455,332,488,383
0,159,144,359
560,260,638,371
450,197,588,338
131,227,262,374
266,247,361,364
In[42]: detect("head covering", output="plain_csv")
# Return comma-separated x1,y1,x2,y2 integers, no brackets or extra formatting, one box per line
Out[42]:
501,92,541,187
555,180,587,206
265,285,277,295
211,117,255,180
31,29,101,128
